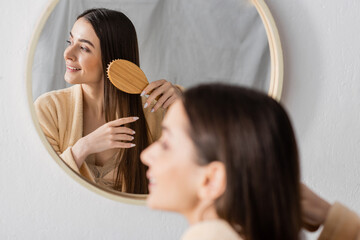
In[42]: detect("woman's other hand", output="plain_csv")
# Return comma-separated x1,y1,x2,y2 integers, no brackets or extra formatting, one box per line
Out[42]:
301,183,331,232
71,117,138,168
141,79,182,112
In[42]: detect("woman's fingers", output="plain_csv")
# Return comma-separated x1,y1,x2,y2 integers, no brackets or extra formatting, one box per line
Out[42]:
300,183,331,231
161,95,178,110
112,142,136,148
108,131,136,148
152,91,173,112
141,79,167,96
112,127,135,135
108,116,139,127
141,79,182,111
144,81,171,109
112,134,134,142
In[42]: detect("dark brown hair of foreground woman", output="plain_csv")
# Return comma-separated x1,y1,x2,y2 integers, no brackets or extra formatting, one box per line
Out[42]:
183,84,301,239
78,8,150,193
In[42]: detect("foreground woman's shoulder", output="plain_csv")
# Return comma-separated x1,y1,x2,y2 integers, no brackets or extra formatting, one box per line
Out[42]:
181,219,242,240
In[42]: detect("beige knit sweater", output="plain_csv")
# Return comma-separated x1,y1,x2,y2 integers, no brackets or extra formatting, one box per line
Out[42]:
318,202,360,240
34,84,163,184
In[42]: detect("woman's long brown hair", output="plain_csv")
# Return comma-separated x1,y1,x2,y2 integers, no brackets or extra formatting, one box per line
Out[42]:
182,84,301,240
78,8,151,194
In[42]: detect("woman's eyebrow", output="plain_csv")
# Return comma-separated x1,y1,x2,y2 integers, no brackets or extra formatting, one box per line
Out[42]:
69,32,95,48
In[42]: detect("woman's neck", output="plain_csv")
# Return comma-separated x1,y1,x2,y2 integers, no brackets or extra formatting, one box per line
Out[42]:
184,202,220,225
81,83,104,116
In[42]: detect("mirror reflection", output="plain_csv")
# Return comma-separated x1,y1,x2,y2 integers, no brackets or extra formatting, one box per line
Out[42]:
32,0,270,194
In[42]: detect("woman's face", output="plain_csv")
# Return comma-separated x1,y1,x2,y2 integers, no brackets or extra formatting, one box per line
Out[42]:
141,100,205,214
63,17,103,85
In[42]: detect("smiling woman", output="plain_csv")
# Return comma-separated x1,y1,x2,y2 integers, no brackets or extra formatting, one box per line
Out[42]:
34,8,182,194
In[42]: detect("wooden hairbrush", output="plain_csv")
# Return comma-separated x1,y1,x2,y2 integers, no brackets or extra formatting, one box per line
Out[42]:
107,59,149,94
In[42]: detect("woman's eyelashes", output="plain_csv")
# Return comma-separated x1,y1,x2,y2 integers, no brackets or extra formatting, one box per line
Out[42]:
80,46,90,52
65,39,90,53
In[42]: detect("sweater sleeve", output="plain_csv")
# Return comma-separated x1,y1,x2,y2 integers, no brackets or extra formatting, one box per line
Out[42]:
34,95,81,174
318,202,360,240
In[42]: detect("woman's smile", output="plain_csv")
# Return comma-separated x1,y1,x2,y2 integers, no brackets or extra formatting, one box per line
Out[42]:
66,64,81,72
147,173,156,190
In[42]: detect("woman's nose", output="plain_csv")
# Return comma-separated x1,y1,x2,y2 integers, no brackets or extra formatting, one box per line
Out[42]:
140,144,155,166
64,45,76,61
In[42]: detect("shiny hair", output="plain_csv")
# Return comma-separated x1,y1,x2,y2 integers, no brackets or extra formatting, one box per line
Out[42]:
78,8,150,194
182,84,301,240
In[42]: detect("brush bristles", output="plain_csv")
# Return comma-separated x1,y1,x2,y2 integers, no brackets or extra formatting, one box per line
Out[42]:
107,59,121,80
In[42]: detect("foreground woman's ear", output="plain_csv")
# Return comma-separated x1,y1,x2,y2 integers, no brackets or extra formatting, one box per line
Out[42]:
198,161,227,201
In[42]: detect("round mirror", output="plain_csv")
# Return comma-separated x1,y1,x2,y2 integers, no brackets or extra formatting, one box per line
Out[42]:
26,0,283,203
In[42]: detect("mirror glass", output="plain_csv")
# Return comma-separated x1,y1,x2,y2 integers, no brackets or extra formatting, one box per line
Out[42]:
32,0,270,194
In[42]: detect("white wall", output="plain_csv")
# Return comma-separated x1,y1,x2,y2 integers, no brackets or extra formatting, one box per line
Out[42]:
271,0,360,238
272,0,360,208
0,0,358,239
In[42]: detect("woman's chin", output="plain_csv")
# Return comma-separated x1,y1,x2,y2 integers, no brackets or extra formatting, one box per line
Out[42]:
146,194,161,209
146,195,155,208
64,76,80,85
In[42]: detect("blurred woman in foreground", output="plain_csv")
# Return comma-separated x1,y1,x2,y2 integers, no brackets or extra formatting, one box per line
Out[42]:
141,84,301,239
141,83,360,240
